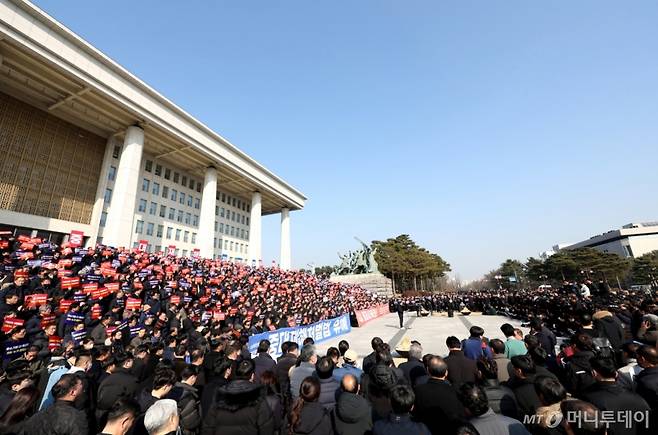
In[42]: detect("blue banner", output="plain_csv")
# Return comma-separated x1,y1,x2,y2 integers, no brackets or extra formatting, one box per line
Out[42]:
248,314,352,358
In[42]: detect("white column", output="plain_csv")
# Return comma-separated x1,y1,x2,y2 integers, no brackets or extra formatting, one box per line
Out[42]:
102,125,144,248
197,166,217,259
247,191,262,265
87,137,116,247
280,207,291,270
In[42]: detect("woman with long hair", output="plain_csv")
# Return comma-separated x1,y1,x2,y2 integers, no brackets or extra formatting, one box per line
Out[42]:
260,371,283,433
0,386,39,434
288,377,331,435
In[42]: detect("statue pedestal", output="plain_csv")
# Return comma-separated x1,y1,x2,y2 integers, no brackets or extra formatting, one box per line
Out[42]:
329,272,393,297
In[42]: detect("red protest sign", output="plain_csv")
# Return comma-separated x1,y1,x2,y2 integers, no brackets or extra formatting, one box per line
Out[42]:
91,287,110,300
69,230,84,248
138,240,148,252
48,336,63,351
213,310,225,321
82,283,98,294
170,295,180,305
91,305,102,320
59,299,74,313
25,293,47,308
41,313,55,325
126,298,142,311
60,276,80,289
2,317,24,333
105,282,120,292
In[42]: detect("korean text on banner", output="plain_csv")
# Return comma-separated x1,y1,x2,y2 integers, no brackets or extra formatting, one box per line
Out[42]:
248,314,351,358
354,304,390,327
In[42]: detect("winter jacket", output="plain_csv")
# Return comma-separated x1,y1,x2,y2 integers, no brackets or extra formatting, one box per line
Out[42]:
468,408,530,435
174,382,202,435
331,392,372,435
201,379,273,435
20,400,88,435
253,352,276,383
594,315,625,350
317,376,340,409
482,379,519,419
412,378,465,434
582,381,651,435
564,350,596,397
636,366,658,410
507,376,541,420
96,368,138,411
275,353,297,397
445,350,478,388
290,362,316,399
291,401,332,435
372,413,430,435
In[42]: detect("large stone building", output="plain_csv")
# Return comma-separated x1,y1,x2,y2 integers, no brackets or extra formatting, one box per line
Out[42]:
556,222,658,259
0,0,305,268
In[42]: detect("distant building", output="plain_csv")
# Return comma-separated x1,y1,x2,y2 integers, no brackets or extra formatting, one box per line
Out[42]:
539,244,572,260
558,222,658,258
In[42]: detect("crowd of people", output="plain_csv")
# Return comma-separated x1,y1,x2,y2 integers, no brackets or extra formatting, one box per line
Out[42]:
2,230,658,434
0,232,383,434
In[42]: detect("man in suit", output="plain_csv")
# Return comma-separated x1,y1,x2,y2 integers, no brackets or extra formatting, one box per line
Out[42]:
399,342,425,384
445,336,478,389
413,355,465,434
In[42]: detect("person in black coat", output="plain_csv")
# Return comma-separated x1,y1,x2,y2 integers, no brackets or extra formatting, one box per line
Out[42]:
21,374,89,435
582,356,650,435
564,333,596,398
508,355,542,421
362,337,383,376
444,336,478,389
96,353,139,414
201,359,274,435
398,343,425,384
635,345,658,429
252,339,276,384
413,356,465,434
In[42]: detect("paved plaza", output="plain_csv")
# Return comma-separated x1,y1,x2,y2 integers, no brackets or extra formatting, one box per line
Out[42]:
315,312,528,361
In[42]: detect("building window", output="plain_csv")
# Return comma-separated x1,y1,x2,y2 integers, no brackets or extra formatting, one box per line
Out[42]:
191,233,196,244
155,245,161,252
231,226,235,237
104,188,112,204
232,198,236,207
149,202,157,215
189,180,195,191
214,221,218,232
177,210,183,222
173,172,180,183
182,249,188,257
220,208,225,218
168,208,176,220
246,217,249,226
159,205,166,218
112,145,121,158
157,225,163,237
195,198,200,209
246,230,249,239
108,166,117,181
215,206,219,216
214,238,217,248
184,231,189,243
138,199,147,212
193,215,198,226
171,189,177,201
179,193,185,205
242,215,245,225
187,195,193,207
182,176,187,187
164,168,171,180
100,212,107,227
152,182,160,196
219,223,224,233
142,178,150,192
146,222,154,236
185,213,191,225
232,211,236,221
145,160,153,172
166,227,173,239
222,193,226,203
230,241,234,251
241,229,245,239
155,164,162,176
175,229,181,241
224,240,228,249
196,183,201,193
135,220,144,234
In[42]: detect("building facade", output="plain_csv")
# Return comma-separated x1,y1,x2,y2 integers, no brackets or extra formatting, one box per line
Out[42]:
0,0,305,268
559,222,658,259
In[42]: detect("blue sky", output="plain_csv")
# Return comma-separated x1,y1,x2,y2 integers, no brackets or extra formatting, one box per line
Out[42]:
34,0,658,280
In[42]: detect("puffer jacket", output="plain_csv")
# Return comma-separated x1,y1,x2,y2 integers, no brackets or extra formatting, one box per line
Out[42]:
332,392,373,435
174,382,201,435
291,401,332,435
20,400,88,435
201,379,274,435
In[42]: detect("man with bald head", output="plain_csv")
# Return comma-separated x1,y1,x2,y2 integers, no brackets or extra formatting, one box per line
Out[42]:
636,345,658,426
413,355,465,434
331,374,373,435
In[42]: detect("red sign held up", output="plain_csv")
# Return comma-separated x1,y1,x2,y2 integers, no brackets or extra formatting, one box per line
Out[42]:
59,299,74,313
126,298,142,311
2,317,24,333
69,230,84,248
25,293,47,308
60,276,80,289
